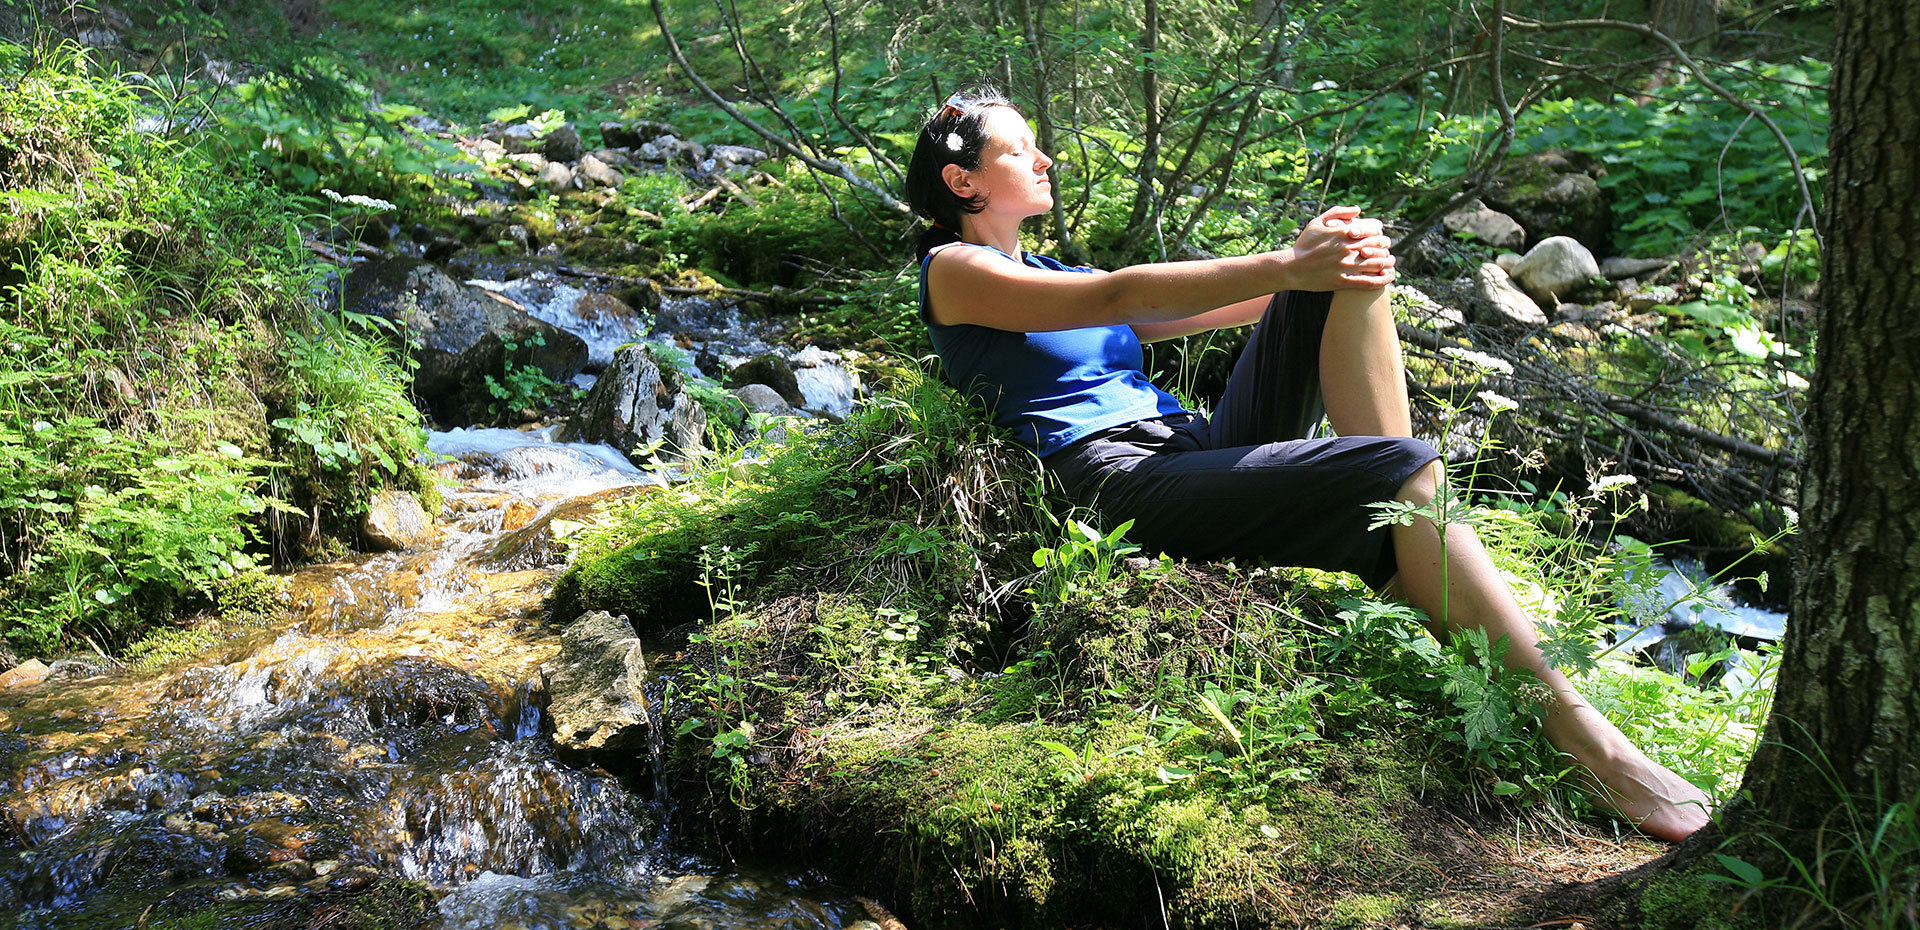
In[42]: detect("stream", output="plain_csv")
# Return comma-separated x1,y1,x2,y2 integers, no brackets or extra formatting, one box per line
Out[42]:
0,411,873,928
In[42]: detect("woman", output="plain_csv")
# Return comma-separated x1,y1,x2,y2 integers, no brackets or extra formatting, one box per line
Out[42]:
906,88,1712,841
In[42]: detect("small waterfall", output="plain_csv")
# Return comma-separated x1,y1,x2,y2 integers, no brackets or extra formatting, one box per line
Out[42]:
0,427,865,929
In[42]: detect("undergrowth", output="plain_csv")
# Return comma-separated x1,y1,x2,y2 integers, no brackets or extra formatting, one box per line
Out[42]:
0,41,430,655
558,371,1777,927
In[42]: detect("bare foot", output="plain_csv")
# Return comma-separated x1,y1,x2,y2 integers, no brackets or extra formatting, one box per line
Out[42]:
1579,749,1713,841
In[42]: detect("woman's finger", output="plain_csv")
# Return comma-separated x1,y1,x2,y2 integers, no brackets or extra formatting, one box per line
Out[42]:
1345,218,1385,238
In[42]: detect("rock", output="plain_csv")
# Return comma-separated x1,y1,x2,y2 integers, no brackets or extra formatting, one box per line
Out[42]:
1392,282,1465,331
1551,321,1601,343
1510,236,1602,306
362,490,434,551
497,122,541,152
0,658,49,690
539,161,575,194
576,154,624,189
586,147,632,168
1494,251,1523,273
599,119,678,150
1600,256,1671,280
343,257,588,424
1472,262,1549,327
540,123,585,163
732,383,798,417
639,134,706,165
547,611,649,754
556,343,707,462
708,144,769,166
505,152,546,174
1442,199,1526,250
790,346,861,420
725,354,805,408
1627,284,1681,312
1485,150,1612,252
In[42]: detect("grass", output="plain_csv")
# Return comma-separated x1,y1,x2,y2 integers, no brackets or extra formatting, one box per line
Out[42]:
557,371,1779,927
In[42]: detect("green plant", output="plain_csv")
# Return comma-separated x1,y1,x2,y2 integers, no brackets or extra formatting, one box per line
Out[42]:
483,331,564,419
1030,516,1144,604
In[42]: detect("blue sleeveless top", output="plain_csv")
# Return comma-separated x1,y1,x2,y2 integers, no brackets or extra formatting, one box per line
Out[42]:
920,243,1189,456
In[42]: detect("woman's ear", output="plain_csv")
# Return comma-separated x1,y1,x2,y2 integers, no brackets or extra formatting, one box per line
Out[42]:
940,162,977,199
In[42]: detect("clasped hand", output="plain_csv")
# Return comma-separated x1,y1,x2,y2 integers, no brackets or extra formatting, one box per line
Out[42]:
1284,205,1397,291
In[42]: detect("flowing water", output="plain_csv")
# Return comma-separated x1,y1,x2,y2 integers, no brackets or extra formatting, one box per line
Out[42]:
0,428,873,929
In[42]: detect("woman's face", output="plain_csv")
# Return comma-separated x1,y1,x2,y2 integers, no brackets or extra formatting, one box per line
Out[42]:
958,106,1054,219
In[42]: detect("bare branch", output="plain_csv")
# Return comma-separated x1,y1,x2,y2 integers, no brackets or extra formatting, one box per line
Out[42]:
649,0,909,215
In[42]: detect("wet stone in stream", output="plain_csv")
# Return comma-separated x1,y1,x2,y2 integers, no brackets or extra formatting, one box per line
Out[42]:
0,430,869,929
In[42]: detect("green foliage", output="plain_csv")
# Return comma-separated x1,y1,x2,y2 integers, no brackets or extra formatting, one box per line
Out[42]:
0,41,428,654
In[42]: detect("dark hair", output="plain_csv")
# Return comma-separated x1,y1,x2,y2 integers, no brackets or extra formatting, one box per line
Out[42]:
905,87,1018,260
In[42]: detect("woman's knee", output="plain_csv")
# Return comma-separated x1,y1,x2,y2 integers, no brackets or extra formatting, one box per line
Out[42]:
1393,444,1444,503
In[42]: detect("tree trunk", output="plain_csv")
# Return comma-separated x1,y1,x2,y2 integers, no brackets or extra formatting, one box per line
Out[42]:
1732,0,1920,837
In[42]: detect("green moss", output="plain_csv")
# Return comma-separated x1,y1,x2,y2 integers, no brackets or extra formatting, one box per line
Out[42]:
1625,870,1755,930
1325,892,1411,927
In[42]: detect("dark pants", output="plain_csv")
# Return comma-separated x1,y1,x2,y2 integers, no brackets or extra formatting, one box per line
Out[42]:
1045,290,1440,589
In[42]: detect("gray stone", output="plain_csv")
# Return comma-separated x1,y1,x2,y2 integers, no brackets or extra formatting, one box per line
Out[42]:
1494,251,1523,273
1510,236,1602,306
362,490,434,551
725,354,805,407
575,154,624,189
556,343,707,462
343,258,588,424
1472,262,1549,327
505,152,547,174
1627,284,1682,312
547,611,650,754
540,123,585,163
1442,199,1526,250
586,147,632,168
497,122,541,152
539,161,576,194
1600,256,1671,280
599,119,678,149
639,134,706,165
732,383,798,417
1485,150,1612,251
708,144,769,166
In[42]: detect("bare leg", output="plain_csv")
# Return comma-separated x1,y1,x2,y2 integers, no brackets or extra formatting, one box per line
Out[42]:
1320,287,1411,438
1387,463,1713,841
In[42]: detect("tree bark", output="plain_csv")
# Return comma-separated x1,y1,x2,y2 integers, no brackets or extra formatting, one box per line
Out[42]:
1733,0,1920,832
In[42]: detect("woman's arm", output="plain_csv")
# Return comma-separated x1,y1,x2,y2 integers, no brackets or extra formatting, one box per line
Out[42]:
925,206,1394,333
1130,295,1273,343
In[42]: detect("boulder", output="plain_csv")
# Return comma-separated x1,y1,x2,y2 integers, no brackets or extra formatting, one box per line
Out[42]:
575,154,624,189
725,354,805,408
1510,236,1603,306
1471,262,1549,327
599,119,678,150
556,342,707,462
1442,199,1526,250
639,134,706,165
343,258,588,424
538,161,575,195
540,123,585,163
732,383,798,417
547,611,649,754
1600,256,1671,280
0,659,48,690
1484,150,1612,252
362,489,434,551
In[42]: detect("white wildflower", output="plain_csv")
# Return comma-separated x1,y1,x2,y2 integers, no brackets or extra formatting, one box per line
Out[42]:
1310,79,1340,91
1477,390,1518,414
1441,347,1514,375
320,189,397,212
1590,474,1638,493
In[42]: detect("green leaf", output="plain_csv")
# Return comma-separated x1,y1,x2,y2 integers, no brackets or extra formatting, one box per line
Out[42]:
1712,852,1765,887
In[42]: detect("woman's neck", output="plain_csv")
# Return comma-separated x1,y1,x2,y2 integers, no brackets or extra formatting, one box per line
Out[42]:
958,215,1023,259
